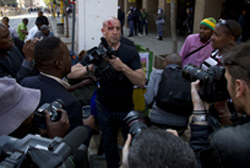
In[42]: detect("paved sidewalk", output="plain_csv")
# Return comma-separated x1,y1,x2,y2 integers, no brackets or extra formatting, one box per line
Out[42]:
49,15,74,51
123,27,186,56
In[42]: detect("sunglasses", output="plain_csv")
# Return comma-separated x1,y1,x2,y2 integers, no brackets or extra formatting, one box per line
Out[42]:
224,60,250,75
219,19,235,37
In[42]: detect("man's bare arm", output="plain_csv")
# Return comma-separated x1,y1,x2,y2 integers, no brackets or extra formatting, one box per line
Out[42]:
109,56,145,88
122,66,145,88
67,63,88,79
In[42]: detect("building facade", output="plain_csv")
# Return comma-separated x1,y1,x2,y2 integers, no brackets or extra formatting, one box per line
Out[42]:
118,0,248,37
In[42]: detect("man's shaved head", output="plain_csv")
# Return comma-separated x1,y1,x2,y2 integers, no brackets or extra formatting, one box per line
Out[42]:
103,16,120,28
163,53,182,67
101,16,121,47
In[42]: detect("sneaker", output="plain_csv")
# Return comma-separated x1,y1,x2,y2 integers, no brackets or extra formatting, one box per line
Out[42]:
128,34,133,37
157,36,163,40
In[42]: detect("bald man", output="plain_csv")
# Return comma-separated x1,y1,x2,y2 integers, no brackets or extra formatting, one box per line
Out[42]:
68,16,145,168
144,53,192,135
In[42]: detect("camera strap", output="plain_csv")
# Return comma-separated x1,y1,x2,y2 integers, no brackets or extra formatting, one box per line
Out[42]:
184,40,211,60
207,114,223,130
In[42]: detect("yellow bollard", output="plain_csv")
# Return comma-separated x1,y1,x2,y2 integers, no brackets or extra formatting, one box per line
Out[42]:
52,4,55,18
60,1,64,24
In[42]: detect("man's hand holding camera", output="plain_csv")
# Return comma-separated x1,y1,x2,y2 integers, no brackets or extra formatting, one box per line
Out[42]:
109,55,125,71
109,55,145,88
45,109,70,138
191,80,210,125
121,134,132,168
191,80,210,111
191,80,232,126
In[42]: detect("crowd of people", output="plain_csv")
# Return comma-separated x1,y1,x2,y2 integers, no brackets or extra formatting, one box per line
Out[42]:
1,10,52,44
1,5,250,168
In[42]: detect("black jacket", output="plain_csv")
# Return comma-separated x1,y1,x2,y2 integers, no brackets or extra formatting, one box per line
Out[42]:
190,116,250,168
0,46,37,83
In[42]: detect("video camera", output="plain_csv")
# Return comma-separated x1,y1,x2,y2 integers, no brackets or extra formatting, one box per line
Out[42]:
123,111,151,140
182,64,230,103
0,126,89,168
33,99,65,129
87,37,123,81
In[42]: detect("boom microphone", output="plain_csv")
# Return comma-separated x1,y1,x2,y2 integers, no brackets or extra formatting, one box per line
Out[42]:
54,126,89,160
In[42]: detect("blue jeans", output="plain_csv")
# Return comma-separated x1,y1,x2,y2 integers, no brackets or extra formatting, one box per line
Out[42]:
129,20,134,35
119,20,124,35
157,23,163,36
96,100,128,168
141,20,148,34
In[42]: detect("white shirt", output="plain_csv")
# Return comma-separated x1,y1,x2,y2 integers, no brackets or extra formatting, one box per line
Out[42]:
8,26,19,38
26,26,38,41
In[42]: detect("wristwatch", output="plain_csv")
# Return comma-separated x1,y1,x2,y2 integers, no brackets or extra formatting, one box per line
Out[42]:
192,115,207,122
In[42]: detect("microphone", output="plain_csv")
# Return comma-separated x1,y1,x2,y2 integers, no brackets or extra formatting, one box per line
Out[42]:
54,126,89,160
101,37,109,49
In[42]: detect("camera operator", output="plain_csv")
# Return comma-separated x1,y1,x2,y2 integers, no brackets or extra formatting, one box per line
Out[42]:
121,127,197,168
190,42,250,167
0,78,69,138
68,16,145,168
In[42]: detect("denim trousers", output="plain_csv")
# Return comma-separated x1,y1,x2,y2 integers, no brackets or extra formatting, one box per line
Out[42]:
129,20,134,35
96,101,128,168
157,23,163,36
141,20,148,34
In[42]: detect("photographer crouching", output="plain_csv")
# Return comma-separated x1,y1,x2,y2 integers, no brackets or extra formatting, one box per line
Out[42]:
189,42,250,167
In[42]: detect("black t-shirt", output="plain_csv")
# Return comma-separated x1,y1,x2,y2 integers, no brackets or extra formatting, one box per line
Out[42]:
36,16,49,26
80,43,141,112
120,36,136,48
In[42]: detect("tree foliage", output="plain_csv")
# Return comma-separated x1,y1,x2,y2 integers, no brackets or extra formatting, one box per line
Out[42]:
0,0,17,6
44,0,53,6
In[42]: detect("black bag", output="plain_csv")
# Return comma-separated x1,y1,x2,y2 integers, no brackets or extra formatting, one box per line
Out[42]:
155,65,193,116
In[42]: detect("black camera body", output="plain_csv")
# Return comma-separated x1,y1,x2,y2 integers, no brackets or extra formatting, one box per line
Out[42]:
182,64,230,103
0,126,89,168
87,37,123,81
34,99,64,123
123,111,151,140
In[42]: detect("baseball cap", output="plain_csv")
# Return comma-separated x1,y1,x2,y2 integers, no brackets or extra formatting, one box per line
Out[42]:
40,24,49,31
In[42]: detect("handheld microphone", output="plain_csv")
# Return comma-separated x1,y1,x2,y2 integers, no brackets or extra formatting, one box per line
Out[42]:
101,37,109,49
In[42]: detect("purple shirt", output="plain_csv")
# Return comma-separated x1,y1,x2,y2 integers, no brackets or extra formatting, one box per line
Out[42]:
179,33,214,67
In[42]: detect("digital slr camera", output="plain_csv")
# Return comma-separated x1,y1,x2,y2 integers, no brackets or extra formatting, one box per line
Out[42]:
34,99,65,128
87,37,123,81
182,64,230,103
0,126,89,168
123,111,151,140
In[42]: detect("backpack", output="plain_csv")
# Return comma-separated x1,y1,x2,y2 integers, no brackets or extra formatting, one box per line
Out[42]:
155,65,193,116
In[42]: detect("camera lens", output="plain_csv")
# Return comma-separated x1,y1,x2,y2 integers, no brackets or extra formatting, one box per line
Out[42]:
123,111,151,139
182,64,207,84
